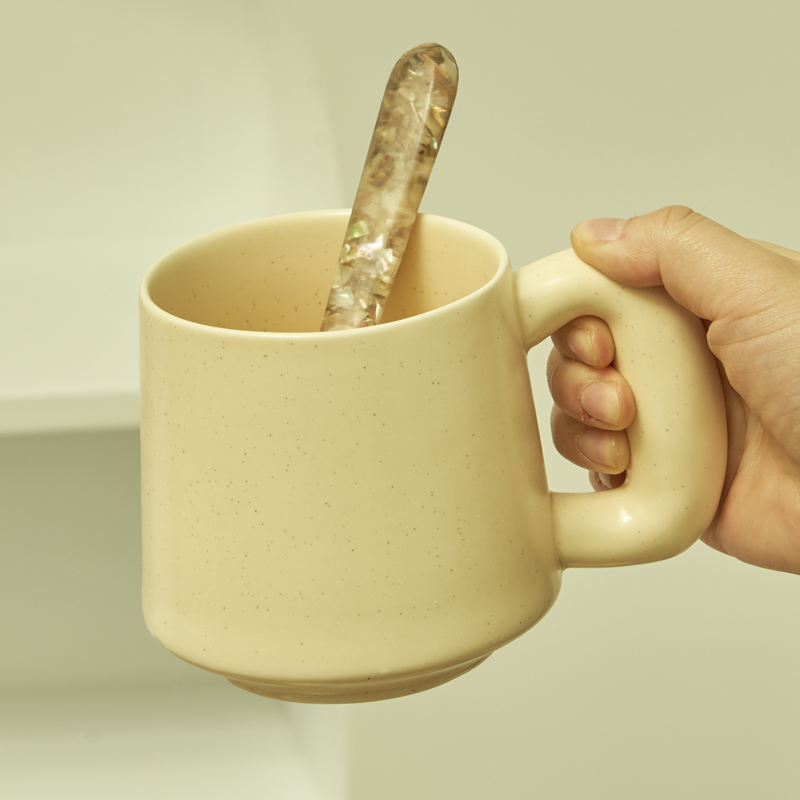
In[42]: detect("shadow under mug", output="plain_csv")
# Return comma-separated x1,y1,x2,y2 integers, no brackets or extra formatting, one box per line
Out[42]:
139,210,726,703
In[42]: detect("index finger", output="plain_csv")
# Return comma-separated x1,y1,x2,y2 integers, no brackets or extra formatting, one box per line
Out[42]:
550,315,616,369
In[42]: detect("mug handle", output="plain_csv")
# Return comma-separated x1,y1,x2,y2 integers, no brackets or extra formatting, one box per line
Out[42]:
514,248,727,568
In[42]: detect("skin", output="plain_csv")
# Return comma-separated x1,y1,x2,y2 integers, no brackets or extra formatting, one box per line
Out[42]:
548,205,800,575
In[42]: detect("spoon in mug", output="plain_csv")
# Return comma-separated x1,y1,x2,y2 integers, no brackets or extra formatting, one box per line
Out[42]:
320,43,458,331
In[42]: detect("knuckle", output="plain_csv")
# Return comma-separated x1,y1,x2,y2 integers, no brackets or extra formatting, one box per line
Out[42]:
546,348,565,390
549,406,573,453
655,205,709,243
550,407,589,467
549,326,573,360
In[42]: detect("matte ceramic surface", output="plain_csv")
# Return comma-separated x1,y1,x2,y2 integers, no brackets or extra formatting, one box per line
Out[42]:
139,210,726,703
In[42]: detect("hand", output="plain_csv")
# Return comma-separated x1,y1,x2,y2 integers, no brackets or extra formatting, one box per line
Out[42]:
548,205,800,574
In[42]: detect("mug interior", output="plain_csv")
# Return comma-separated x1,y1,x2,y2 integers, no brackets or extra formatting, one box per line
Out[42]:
144,211,504,333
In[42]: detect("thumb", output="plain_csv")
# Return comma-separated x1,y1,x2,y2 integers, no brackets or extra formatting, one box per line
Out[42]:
570,205,793,323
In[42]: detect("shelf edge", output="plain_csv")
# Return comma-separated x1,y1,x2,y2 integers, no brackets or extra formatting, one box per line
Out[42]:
0,393,140,436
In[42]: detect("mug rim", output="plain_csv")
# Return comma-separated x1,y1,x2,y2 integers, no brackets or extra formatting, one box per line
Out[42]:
139,209,511,339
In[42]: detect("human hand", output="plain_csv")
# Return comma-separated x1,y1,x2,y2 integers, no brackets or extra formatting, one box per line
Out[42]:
548,205,800,574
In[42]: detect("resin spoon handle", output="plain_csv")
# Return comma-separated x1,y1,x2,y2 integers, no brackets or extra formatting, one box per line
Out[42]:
320,43,458,331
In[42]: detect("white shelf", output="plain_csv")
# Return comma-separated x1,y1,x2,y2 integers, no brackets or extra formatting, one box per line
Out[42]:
0,1,344,438
0,392,140,436
0,237,156,435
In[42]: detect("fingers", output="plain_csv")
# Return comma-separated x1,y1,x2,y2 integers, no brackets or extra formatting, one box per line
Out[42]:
546,348,635,430
548,315,636,477
590,470,627,492
550,405,630,475
549,315,615,369
569,205,795,324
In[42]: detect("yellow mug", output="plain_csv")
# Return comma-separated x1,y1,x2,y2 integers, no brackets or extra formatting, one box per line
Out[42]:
139,210,726,703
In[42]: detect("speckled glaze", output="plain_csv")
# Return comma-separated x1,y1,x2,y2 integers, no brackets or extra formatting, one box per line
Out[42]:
139,210,726,703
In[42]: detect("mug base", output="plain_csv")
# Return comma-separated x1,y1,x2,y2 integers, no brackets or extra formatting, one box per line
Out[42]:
225,654,491,704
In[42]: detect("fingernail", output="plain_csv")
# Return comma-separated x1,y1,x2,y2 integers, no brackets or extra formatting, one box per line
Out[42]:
566,327,597,364
572,218,627,244
579,382,621,426
597,472,613,489
577,427,617,469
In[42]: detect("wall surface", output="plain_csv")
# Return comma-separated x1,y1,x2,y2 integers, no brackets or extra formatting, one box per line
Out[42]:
275,5,800,793
2,0,799,797
281,0,800,263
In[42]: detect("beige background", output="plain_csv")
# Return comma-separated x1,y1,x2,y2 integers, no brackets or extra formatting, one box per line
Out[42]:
1,0,798,797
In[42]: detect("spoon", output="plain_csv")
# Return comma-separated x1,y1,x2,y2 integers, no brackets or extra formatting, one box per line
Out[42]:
320,43,458,331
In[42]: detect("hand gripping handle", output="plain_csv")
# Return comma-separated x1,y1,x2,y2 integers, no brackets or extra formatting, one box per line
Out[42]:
515,249,727,568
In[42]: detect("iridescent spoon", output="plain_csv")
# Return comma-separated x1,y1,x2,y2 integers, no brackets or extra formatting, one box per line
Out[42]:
320,43,458,331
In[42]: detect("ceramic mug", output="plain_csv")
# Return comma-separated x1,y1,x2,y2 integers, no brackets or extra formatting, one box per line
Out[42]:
139,210,726,703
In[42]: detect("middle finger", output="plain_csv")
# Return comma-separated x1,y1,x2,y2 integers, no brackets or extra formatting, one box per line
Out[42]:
546,349,635,431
